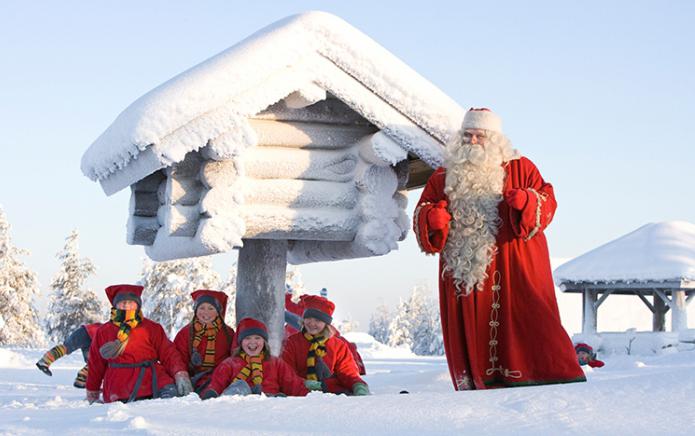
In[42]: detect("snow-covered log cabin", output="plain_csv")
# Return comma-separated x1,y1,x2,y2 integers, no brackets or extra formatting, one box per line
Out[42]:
81,11,463,264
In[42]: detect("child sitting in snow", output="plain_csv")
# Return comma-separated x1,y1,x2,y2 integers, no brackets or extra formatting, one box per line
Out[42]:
575,343,605,368
200,317,309,399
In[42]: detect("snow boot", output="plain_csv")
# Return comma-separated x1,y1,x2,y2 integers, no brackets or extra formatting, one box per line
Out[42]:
73,365,89,388
36,344,68,376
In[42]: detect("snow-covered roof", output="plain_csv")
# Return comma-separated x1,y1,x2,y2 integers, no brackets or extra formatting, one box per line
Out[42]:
81,11,464,195
554,221,695,287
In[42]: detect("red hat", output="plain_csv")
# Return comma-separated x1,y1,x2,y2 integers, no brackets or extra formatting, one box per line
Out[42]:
191,290,228,318
236,317,268,342
105,284,143,309
574,343,594,356
302,295,335,325
462,107,502,133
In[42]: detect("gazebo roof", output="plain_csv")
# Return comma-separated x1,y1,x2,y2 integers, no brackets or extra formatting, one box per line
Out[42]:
554,221,695,291
81,11,464,195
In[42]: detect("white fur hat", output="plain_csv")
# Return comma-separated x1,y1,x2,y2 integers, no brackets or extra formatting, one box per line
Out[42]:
461,108,502,133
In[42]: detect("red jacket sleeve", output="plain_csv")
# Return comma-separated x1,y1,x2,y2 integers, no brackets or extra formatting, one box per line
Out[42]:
206,357,237,394
151,322,187,376
275,359,309,396
508,158,557,241
414,167,449,253
86,326,107,392
280,335,299,374
173,326,191,371
332,339,365,390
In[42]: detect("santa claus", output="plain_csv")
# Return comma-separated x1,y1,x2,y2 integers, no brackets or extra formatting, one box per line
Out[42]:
414,108,585,390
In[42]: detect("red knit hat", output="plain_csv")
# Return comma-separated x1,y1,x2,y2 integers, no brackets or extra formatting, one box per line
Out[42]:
574,343,594,356
302,295,335,325
105,284,143,309
237,317,268,342
191,290,228,318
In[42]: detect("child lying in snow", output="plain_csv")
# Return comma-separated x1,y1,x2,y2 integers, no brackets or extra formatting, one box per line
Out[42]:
575,343,604,368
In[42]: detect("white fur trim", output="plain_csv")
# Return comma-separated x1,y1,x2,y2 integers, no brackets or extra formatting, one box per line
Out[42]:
462,110,502,133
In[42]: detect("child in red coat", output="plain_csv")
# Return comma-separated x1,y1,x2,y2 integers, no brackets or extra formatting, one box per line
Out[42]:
174,290,236,394
201,318,308,398
86,285,193,403
281,295,369,395
575,343,605,368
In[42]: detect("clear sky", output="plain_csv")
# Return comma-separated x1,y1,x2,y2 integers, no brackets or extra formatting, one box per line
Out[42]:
1,1,694,329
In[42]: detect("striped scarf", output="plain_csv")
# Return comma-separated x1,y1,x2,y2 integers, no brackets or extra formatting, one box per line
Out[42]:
99,308,142,359
303,330,328,381
191,317,221,369
233,351,264,387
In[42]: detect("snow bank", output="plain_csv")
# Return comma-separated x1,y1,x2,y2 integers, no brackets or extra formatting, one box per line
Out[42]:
0,349,31,368
555,221,695,284
343,332,416,359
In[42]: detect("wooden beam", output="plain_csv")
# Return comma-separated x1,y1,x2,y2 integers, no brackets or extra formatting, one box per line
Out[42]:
671,290,688,332
635,291,655,313
654,289,671,306
594,289,613,309
406,158,434,190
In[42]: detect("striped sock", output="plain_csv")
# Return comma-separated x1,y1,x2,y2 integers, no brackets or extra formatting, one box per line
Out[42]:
39,344,68,367
73,365,88,388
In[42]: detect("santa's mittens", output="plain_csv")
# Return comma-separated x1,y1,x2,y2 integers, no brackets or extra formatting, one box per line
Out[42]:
190,350,203,367
427,201,451,230
504,189,529,211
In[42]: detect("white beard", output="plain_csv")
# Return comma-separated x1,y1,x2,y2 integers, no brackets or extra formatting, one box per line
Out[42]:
442,131,518,295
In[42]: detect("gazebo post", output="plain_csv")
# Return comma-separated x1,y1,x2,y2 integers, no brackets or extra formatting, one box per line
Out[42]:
582,288,597,334
236,239,288,356
653,293,666,332
671,290,688,332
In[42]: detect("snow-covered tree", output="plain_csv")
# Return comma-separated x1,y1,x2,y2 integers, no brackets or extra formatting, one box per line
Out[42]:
139,256,221,337
0,206,45,346
336,314,359,334
45,230,104,343
285,266,305,301
387,285,444,356
219,264,237,327
369,303,392,344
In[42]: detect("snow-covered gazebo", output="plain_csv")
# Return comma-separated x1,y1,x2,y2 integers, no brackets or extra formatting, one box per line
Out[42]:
554,221,695,334
81,12,463,351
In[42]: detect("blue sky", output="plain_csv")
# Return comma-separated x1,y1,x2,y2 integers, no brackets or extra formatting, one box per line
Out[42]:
1,1,694,327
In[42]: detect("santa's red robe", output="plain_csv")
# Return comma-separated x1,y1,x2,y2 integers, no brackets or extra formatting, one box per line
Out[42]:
414,157,585,389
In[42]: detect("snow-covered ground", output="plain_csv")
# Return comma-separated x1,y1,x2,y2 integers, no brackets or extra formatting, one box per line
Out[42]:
2,336,694,435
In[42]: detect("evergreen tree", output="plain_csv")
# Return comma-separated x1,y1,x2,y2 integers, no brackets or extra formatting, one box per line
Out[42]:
388,296,413,350
285,266,305,301
219,264,237,327
45,230,103,343
0,206,45,346
336,314,358,334
387,285,445,356
139,256,221,337
368,303,392,344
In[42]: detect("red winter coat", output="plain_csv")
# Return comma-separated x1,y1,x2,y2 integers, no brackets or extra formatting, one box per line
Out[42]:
87,318,187,403
206,355,308,396
281,331,365,394
587,359,605,368
174,323,236,391
414,158,585,390
84,323,103,340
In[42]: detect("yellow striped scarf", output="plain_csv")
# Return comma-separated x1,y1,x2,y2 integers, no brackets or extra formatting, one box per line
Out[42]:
192,317,221,368
107,307,142,357
233,351,264,386
303,330,328,381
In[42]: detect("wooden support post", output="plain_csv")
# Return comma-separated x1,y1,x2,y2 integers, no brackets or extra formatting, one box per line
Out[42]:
582,289,597,334
236,239,288,356
653,293,666,332
671,290,688,332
